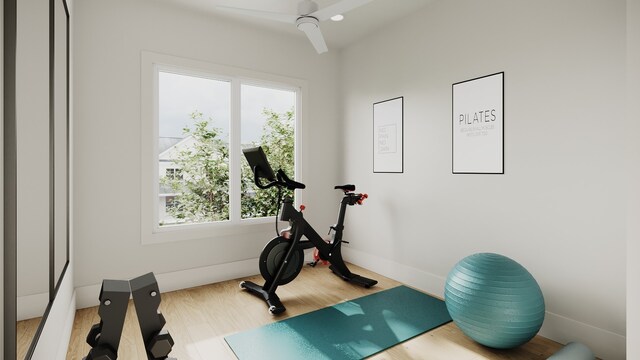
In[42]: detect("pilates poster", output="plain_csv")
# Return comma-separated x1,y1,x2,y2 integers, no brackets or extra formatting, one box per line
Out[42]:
452,72,504,174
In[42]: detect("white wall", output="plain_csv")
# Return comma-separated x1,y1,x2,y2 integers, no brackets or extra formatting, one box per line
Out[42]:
340,1,626,358
73,0,341,297
627,0,640,357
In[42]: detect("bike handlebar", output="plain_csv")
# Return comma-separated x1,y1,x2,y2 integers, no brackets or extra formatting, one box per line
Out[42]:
252,167,305,191
252,167,365,202
277,170,306,190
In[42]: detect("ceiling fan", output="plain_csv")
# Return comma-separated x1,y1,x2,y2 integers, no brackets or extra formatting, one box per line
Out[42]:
217,0,374,54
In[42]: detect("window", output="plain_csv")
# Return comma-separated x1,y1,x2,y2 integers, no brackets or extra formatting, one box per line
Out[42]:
240,84,296,219
165,196,179,209
142,51,303,243
157,71,231,225
165,168,182,180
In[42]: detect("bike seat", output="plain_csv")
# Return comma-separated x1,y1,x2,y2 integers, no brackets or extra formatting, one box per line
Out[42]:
334,184,356,192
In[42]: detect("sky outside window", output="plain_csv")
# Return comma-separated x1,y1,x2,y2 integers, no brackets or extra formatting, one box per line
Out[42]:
159,72,295,145
241,84,296,145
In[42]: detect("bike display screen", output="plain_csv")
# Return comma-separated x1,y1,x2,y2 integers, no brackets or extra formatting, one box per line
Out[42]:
243,146,276,181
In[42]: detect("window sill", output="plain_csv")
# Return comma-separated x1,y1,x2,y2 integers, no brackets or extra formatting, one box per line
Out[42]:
142,217,280,245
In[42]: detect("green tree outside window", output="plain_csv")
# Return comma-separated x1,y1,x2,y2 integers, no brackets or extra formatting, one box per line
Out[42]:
161,108,294,225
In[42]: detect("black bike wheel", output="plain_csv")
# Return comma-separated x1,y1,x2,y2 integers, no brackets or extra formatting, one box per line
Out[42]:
259,236,304,286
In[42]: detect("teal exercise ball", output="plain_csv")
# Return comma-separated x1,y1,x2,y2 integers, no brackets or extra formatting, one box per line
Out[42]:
444,253,545,349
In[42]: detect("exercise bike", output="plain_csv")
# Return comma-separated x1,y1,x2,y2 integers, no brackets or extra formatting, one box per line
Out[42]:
240,146,378,314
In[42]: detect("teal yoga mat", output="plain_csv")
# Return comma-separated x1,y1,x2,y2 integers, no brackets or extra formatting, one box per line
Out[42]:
225,285,452,360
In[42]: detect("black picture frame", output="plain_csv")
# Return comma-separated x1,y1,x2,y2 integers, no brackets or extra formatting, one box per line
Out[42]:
373,96,404,174
452,72,504,175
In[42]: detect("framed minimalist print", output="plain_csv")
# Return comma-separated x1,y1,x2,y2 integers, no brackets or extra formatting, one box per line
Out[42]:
373,97,403,173
452,72,504,174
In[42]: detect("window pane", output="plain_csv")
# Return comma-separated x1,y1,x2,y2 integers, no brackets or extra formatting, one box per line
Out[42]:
158,71,231,226
240,84,296,219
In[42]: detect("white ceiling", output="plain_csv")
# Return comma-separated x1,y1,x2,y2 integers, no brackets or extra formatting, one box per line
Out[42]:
158,0,435,51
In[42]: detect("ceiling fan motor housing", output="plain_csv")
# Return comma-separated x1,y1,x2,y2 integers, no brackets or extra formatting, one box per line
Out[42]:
296,16,319,32
298,0,319,15
216,0,373,54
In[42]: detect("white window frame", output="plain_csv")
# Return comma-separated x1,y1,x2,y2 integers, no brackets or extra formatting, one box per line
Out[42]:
141,51,305,244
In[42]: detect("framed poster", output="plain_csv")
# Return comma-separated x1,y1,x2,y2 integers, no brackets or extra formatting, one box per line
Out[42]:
373,97,403,173
452,72,504,174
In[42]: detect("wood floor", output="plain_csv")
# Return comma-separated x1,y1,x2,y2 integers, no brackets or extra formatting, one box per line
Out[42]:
17,317,42,360
27,263,563,359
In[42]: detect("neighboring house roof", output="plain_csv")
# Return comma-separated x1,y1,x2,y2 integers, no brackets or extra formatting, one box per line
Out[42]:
158,137,185,157
158,135,232,195
159,135,196,161
159,136,193,196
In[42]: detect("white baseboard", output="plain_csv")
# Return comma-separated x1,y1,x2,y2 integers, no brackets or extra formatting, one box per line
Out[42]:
539,311,626,360
342,246,447,298
31,265,75,360
75,258,259,309
342,247,626,360
17,291,49,321
55,291,76,360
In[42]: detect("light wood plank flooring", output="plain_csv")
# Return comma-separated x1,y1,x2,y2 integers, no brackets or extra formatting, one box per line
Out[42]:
24,263,563,359
17,317,42,359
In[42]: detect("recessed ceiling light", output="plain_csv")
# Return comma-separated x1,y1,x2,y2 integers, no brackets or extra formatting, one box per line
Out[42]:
330,14,344,22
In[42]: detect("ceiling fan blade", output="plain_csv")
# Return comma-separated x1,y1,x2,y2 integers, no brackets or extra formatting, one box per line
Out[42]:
216,5,298,24
300,23,328,54
310,0,374,21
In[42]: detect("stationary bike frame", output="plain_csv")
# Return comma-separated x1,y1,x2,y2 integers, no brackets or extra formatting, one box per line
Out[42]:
240,172,377,314
279,193,367,279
